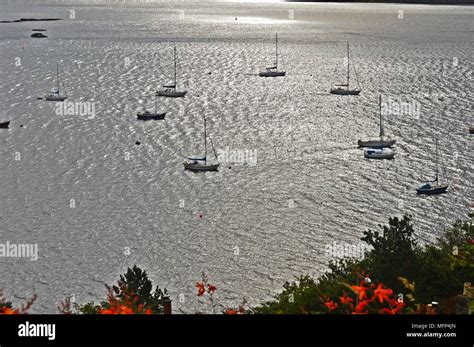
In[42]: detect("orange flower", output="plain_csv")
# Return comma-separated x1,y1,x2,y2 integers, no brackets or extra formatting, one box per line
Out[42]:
195,282,206,296
99,308,115,314
225,309,238,315
389,299,405,313
0,307,18,315
351,285,368,301
118,305,134,314
207,284,217,294
99,304,135,315
354,300,369,314
324,300,338,311
340,295,354,305
374,283,393,303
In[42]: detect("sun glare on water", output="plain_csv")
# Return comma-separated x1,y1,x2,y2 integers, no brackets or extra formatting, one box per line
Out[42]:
216,15,294,24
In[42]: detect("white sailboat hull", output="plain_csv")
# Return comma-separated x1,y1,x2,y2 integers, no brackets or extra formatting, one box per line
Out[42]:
330,88,360,95
364,148,395,160
157,89,187,98
45,94,67,101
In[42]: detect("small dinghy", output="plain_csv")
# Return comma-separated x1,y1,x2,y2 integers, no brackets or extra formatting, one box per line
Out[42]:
137,111,166,120
157,46,187,98
416,139,448,195
364,147,395,160
259,34,286,78
136,95,166,120
184,115,220,172
0,121,10,129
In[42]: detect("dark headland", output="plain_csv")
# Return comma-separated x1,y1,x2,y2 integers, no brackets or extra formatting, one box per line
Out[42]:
0,18,61,24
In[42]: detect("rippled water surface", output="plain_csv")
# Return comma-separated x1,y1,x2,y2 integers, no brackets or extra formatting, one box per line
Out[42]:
0,0,472,312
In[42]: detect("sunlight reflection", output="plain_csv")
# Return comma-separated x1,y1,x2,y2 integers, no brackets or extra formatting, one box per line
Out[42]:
207,15,295,25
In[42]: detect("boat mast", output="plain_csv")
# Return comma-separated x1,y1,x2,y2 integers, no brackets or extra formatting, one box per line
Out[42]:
435,138,439,183
204,116,207,164
275,33,278,69
174,46,177,88
56,63,60,94
346,42,350,89
379,94,384,141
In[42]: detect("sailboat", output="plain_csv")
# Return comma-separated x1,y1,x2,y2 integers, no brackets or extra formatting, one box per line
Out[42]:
358,95,396,148
45,63,68,101
183,116,220,172
157,46,187,98
330,43,361,95
136,95,166,120
416,139,448,195
259,34,286,77
363,96,395,160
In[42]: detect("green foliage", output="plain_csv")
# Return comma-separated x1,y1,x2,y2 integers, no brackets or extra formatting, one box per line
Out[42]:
359,215,423,297
416,220,474,304
75,302,100,314
437,220,473,252
110,265,169,313
253,275,322,314
0,301,13,309
253,216,474,314
0,289,13,310
75,265,169,314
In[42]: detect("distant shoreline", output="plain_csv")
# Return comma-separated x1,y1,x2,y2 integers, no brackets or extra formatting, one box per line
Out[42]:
0,18,61,24
285,0,474,4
